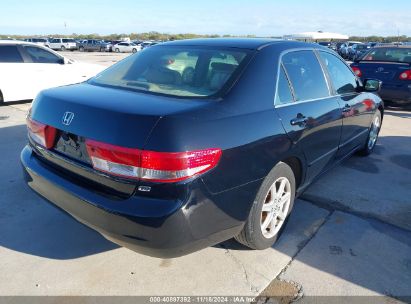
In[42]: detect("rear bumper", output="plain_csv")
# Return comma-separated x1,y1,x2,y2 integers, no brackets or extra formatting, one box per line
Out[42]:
379,83,411,105
21,145,251,258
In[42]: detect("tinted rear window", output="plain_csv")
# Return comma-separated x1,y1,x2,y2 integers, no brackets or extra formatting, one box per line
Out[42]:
90,46,251,98
0,45,24,63
361,48,411,63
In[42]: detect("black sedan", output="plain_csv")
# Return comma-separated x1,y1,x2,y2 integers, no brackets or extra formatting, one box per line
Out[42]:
21,39,383,258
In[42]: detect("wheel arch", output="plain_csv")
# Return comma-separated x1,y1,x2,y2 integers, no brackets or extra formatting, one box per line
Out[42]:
281,156,304,190
378,103,384,121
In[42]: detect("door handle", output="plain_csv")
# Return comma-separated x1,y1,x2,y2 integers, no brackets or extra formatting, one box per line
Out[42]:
290,114,308,126
342,104,352,113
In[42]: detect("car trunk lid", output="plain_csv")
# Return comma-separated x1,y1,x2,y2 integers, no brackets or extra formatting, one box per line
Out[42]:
29,82,209,197
355,61,411,82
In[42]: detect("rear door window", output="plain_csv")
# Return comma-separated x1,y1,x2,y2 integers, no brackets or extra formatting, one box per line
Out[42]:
282,50,329,101
275,66,294,105
319,51,357,95
0,45,24,63
23,46,62,64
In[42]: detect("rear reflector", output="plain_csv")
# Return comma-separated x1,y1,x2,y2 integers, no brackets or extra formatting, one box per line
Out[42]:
351,66,362,77
399,70,411,80
85,139,222,183
27,116,57,149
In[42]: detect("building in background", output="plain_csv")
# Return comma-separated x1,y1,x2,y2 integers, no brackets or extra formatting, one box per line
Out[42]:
283,31,349,42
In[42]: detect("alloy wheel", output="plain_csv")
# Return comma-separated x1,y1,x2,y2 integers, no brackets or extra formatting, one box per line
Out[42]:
260,177,291,239
368,115,381,150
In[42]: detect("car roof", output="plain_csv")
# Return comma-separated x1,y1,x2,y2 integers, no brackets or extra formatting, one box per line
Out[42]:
0,40,40,46
158,38,321,50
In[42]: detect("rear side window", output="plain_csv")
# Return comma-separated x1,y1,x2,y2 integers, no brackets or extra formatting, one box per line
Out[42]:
319,51,357,95
275,66,294,105
90,46,250,98
0,45,24,63
23,46,62,64
282,50,329,101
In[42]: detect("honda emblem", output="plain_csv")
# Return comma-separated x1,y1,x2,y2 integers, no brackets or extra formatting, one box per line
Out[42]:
62,112,74,126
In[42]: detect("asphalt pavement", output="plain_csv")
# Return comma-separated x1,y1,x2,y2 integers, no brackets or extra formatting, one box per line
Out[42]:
0,54,410,302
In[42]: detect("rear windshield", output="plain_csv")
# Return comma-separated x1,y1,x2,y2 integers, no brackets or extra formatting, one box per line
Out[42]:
361,48,411,63
89,46,251,98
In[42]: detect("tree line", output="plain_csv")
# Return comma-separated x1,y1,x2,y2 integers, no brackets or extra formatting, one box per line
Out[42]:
1,32,410,42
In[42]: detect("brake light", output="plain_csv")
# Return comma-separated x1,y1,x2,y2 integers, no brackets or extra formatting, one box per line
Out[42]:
85,139,222,182
27,116,57,149
399,70,411,80
351,66,362,77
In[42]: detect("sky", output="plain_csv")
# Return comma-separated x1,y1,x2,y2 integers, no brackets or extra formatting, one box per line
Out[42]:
1,0,411,37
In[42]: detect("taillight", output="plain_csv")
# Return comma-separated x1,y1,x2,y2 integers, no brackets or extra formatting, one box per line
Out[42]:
85,139,222,183
140,149,222,182
399,70,411,80
27,116,57,149
85,139,141,179
351,66,362,77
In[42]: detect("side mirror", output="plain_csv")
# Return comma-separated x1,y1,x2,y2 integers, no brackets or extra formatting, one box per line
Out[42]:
363,79,382,93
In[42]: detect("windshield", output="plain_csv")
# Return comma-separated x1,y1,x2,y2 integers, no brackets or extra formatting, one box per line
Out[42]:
89,46,251,98
361,48,411,63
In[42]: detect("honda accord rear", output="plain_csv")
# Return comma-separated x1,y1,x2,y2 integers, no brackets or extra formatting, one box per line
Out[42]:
21,39,383,258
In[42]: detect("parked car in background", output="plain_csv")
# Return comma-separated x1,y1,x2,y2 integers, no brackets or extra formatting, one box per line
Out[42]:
340,41,363,59
318,41,332,48
24,38,49,47
348,43,368,61
335,42,345,53
317,41,337,51
47,38,78,51
367,42,378,48
0,40,105,103
113,42,141,53
78,39,111,52
351,46,411,106
141,41,159,49
21,39,383,258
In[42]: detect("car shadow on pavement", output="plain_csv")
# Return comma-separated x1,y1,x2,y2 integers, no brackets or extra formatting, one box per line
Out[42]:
385,110,411,119
0,100,32,107
0,124,118,260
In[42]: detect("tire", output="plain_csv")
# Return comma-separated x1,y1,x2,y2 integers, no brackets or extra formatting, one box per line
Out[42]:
115,48,120,53
235,162,296,250
60,46,66,51
100,47,104,52
0,90,4,105
79,46,84,52
358,109,382,156
132,48,137,53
